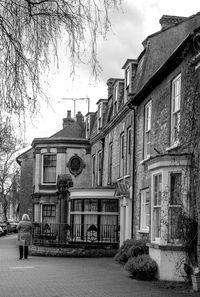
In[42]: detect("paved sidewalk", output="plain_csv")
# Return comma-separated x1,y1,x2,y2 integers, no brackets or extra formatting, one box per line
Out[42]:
0,235,198,297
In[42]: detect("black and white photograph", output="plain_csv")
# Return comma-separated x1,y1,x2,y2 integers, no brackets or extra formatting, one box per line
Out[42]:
0,0,200,296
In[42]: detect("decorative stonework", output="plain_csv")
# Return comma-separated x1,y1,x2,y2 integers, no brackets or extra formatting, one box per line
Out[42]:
67,154,85,177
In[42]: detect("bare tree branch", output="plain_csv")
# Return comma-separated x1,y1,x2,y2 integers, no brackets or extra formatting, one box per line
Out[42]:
0,0,121,119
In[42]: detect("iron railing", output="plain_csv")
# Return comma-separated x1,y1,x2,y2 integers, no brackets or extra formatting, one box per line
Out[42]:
32,222,119,245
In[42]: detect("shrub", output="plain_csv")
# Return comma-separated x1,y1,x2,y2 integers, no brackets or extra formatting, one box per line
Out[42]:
114,239,136,264
114,239,148,264
127,239,148,258
124,254,157,280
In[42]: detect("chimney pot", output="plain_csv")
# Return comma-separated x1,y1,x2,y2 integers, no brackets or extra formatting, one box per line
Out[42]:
67,110,71,118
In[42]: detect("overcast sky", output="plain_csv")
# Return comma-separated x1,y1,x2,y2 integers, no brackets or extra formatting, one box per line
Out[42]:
24,0,200,144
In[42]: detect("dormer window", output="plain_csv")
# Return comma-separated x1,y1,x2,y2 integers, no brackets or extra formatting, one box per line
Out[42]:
114,84,118,114
97,103,102,131
125,67,130,89
86,116,90,138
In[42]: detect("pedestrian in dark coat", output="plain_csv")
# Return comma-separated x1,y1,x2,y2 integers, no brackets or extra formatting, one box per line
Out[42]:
16,214,32,260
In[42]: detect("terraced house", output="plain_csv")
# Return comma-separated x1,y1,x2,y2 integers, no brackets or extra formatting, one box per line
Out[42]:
128,13,200,281
17,11,200,282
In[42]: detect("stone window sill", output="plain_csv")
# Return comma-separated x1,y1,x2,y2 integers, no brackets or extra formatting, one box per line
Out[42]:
140,156,151,165
147,242,185,251
138,229,149,234
166,142,180,152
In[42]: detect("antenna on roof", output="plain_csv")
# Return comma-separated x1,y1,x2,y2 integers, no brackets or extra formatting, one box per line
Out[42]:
59,97,90,118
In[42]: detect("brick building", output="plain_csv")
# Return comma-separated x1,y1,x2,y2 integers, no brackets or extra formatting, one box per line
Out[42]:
16,148,33,219
128,13,200,281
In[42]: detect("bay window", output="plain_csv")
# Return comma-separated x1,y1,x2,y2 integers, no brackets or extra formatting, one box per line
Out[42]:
152,173,162,241
168,172,182,243
140,189,150,232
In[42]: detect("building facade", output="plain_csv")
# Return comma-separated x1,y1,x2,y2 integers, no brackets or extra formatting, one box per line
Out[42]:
128,13,200,281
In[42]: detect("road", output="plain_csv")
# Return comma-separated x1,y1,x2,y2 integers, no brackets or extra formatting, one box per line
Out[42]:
0,234,198,297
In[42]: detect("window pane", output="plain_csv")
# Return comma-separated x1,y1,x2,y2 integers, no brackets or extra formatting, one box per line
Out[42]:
84,199,98,212
168,206,182,243
170,173,182,205
153,207,161,239
140,190,150,230
171,74,181,144
72,200,82,212
101,200,118,212
42,205,56,217
43,154,56,183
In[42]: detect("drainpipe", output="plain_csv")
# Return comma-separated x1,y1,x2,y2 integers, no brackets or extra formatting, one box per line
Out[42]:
128,102,137,239
101,137,105,186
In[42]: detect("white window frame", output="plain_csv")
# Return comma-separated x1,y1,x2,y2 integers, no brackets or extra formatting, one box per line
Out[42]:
168,172,182,244
92,154,96,187
140,188,150,232
42,154,57,184
152,173,162,243
144,101,152,159
86,116,90,138
107,142,113,185
171,73,181,145
126,127,131,175
119,132,125,177
125,67,130,89
97,103,102,131
97,151,102,186
114,84,118,115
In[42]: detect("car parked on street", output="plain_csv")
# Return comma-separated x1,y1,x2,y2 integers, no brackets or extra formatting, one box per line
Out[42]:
0,222,7,235
0,226,4,237
7,221,18,233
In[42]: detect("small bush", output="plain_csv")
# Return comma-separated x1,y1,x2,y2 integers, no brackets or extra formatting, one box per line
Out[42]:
114,239,136,264
114,239,148,264
124,254,157,280
127,239,148,258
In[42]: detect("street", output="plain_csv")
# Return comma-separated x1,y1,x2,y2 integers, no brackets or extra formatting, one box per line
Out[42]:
0,234,198,297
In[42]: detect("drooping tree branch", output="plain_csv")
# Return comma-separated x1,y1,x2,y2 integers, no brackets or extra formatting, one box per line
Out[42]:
0,0,121,118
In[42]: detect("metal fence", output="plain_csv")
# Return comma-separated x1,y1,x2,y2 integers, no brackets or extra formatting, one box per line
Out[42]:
32,222,119,245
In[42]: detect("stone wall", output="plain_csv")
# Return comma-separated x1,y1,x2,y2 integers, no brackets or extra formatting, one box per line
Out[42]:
30,244,118,257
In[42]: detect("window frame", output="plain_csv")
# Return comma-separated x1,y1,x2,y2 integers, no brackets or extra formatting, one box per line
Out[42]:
171,73,181,146
126,127,131,175
42,154,57,184
97,150,102,186
97,103,102,131
140,188,150,232
144,101,152,159
119,132,125,177
168,172,182,244
42,204,56,218
114,84,118,115
152,173,162,243
92,154,96,187
107,142,113,185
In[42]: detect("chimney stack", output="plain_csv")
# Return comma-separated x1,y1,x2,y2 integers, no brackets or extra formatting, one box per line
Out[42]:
76,111,84,129
107,78,115,99
67,110,71,118
63,110,74,128
159,15,187,30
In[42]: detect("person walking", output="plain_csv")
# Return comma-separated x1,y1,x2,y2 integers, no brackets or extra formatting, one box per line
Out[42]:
16,214,32,260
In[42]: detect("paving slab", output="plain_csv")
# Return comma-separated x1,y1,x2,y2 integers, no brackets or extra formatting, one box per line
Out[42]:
0,235,198,297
